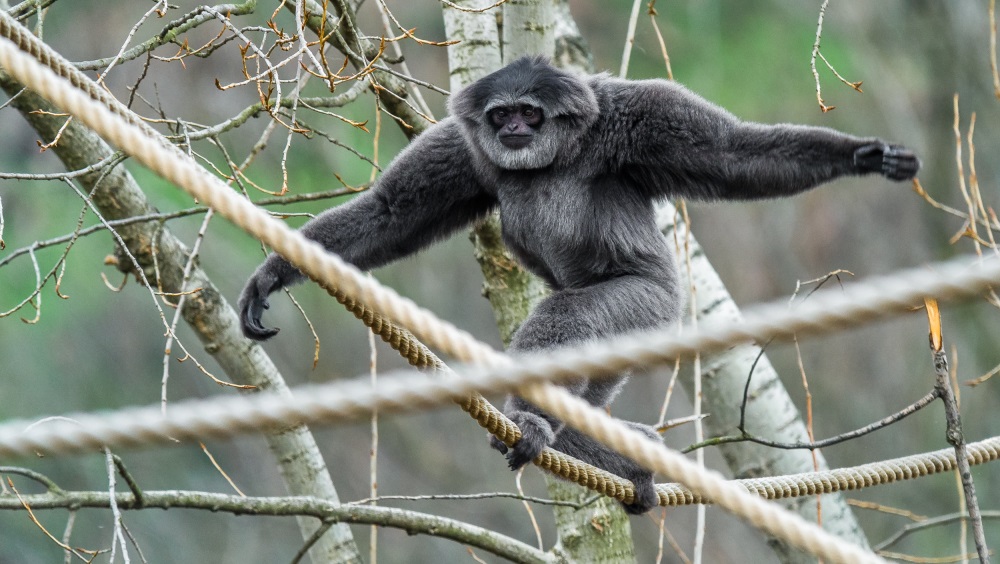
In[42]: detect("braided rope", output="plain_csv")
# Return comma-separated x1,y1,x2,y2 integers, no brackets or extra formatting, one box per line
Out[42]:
656,436,1000,506
0,14,158,136
3,15,997,561
0,12,503,370
520,384,884,564
1,351,996,514
327,286,639,504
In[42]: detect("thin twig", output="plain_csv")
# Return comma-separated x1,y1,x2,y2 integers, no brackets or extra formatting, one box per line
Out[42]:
810,0,835,112
104,449,131,564
647,1,673,80
991,0,1000,99
290,521,335,564
620,0,644,78
876,511,1000,552
685,390,939,453
367,309,379,563
925,299,989,563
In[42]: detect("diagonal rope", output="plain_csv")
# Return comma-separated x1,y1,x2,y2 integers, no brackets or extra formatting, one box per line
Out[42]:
0,7,639,505
0,351,997,507
3,14,998,562
327,287,640,504
520,384,885,563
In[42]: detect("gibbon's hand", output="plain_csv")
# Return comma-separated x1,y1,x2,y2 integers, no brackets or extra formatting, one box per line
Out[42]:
238,267,284,341
854,143,921,181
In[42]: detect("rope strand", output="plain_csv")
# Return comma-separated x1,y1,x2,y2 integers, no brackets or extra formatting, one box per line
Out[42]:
327,285,641,504
4,13,998,562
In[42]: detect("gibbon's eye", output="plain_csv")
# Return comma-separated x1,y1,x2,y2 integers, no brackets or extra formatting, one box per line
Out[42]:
489,108,509,127
521,105,543,127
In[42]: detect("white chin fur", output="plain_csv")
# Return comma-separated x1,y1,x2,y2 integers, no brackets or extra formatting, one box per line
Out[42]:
484,139,555,170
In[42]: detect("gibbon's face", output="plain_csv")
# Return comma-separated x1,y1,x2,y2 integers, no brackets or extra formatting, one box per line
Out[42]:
475,96,561,170
449,57,599,171
488,104,544,150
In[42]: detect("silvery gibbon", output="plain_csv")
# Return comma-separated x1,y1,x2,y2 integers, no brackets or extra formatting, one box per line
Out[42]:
239,57,919,514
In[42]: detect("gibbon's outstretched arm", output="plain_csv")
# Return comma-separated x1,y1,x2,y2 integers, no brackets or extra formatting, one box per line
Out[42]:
613,80,920,201
239,119,496,340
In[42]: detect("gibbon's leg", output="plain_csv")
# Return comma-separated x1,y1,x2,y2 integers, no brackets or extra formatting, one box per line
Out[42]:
550,423,662,514
489,275,677,513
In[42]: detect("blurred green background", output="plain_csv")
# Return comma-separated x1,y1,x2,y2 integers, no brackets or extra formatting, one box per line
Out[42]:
1,1,999,562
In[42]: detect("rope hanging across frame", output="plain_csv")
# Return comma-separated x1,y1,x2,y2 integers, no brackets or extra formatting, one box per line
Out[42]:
3,11,998,562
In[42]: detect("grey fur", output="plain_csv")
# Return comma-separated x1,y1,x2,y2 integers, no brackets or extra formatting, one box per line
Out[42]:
239,57,919,514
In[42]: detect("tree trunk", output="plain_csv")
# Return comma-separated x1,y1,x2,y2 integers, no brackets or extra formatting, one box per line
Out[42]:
445,2,869,561
445,1,640,561
0,75,362,564
660,204,870,562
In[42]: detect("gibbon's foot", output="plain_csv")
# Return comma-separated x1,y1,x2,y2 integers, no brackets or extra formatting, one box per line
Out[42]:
489,434,508,454
492,411,555,470
621,471,659,514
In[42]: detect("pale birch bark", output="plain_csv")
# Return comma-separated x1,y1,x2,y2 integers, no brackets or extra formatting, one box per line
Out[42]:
659,206,870,562
445,1,639,561
502,0,555,62
0,77,361,564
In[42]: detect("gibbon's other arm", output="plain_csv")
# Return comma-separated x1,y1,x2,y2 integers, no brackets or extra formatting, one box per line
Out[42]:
614,79,920,201
239,118,496,341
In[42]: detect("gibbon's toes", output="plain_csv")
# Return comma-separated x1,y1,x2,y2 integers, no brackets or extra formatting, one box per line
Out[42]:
488,435,509,455
621,476,659,514
501,411,555,469
882,145,921,181
504,432,548,470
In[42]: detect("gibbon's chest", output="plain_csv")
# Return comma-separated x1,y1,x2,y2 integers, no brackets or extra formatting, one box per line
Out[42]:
494,171,663,289
495,172,592,283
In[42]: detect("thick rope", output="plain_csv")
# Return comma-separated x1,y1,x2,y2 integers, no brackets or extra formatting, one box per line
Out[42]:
659,436,1000,506
328,286,639,504
0,12,505,370
0,8,641,506
1,361,996,509
520,383,883,564
3,16,996,561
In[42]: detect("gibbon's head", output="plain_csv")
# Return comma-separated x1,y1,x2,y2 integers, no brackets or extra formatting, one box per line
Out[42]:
450,56,599,170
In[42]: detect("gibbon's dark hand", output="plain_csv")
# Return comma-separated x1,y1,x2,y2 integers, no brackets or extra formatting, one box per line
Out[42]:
854,143,921,181
238,268,283,341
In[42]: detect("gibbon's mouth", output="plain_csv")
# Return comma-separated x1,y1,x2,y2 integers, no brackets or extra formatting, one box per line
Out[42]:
499,135,532,149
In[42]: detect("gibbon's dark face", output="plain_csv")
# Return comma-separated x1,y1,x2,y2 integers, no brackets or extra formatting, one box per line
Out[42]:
489,104,544,150
449,57,599,171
